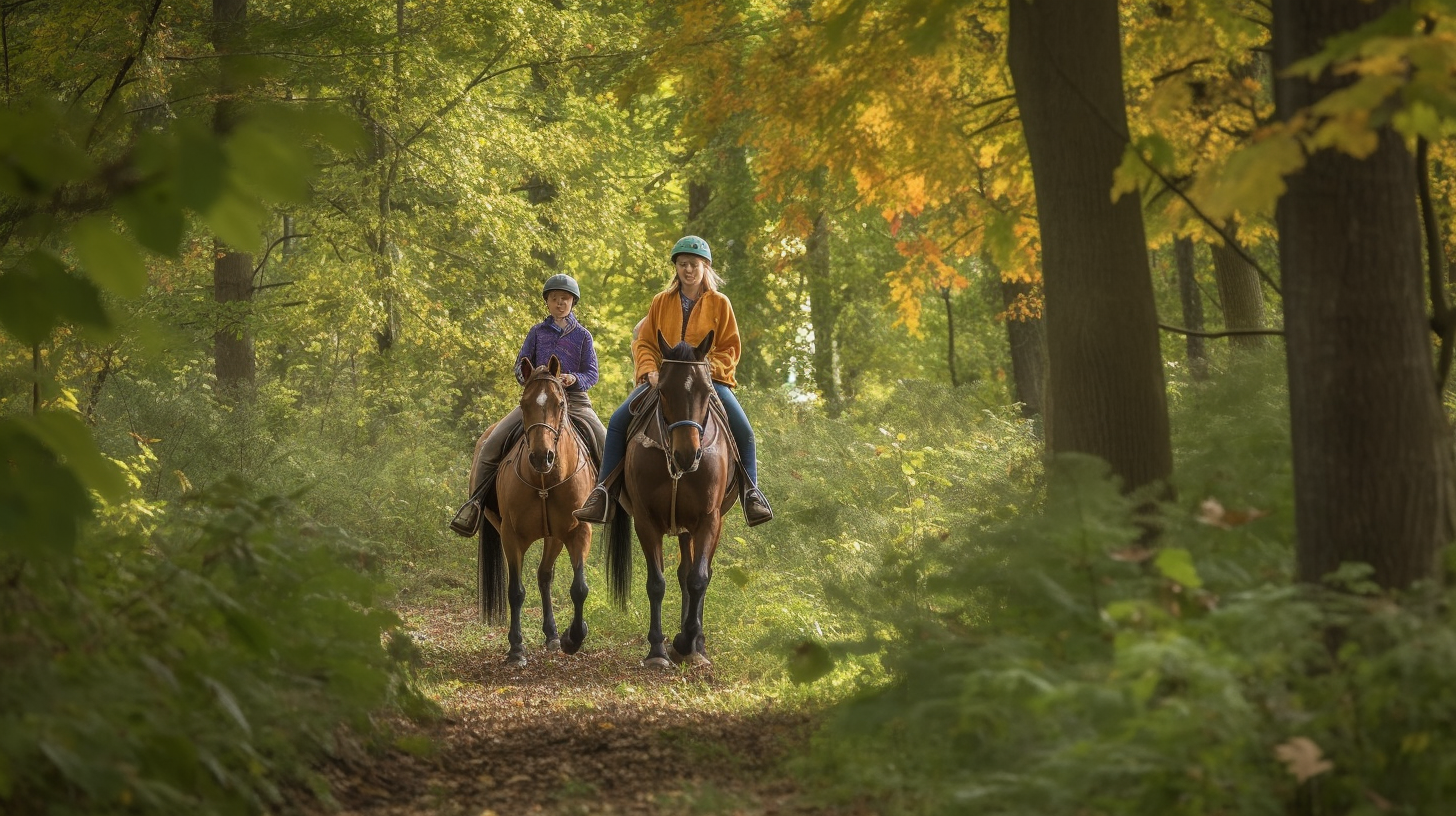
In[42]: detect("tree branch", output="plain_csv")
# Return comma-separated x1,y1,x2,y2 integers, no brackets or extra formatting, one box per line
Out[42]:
85,0,165,147
1158,322,1282,339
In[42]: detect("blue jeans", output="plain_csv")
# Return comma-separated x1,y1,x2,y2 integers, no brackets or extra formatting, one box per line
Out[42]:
599,382,758,483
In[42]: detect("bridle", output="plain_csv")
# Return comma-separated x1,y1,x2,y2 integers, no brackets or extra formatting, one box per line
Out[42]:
513,370,588,538
522,372,567,451
656,359,713,480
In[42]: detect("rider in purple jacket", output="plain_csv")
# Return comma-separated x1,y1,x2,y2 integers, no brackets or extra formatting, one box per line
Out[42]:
450,274,607,536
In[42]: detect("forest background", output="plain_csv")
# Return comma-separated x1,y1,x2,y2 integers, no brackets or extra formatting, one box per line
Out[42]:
6,0,1456,813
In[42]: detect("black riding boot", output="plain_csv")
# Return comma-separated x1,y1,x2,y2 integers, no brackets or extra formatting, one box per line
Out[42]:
573,462,623,524
449,458,501,537
739,466,773,527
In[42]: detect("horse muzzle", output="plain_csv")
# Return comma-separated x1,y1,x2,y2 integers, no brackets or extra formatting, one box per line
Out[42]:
530,449,556,473
670,446,702,477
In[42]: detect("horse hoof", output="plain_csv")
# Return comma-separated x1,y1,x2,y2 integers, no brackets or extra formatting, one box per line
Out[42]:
545,638,562,653
666,644,686,665
641,656,673,670
687,651,712,669
505,651,527,668
560,635,583,655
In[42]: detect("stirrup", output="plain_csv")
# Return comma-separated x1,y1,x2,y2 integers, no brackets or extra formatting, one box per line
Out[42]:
742,486,773,527
573,485,613,524
449,499,482,537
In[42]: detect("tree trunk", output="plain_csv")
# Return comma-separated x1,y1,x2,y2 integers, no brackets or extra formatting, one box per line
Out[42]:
687,180,711,226
804,210,841,417
1007,0,1173,491
212,0,254,389
1174,238,1209,380
941,288,959,387
1275,0,1453,588
1209,232,1266,349
998,274,1046,419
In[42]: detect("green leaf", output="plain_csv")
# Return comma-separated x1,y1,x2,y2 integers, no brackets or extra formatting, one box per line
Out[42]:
21,410,128,503
204,190,267,253
1154,547,1203,590
70,217,148,298
305,108,367,153
227,123,311,204
0,250,109,344
0,421,91,558
393,734,437,758
787,640,834,684
177,120,229,211
116,183,185,255
723,565,751,588
204,677,253,736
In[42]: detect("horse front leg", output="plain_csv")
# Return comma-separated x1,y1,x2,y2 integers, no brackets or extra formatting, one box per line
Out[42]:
503,533,529,667
539,536,564,651
559,523,591,655
639,524,672,670
673,519,719,668
668,533,693,665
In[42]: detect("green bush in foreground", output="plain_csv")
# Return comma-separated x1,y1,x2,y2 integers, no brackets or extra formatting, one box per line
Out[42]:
803,361,1456,815
0,473,427,815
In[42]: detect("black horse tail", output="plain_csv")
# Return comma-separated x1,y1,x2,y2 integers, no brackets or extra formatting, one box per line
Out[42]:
478,520,506,623
605,509,633,609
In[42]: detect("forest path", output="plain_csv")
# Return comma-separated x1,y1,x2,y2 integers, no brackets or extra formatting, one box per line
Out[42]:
313,602,852,816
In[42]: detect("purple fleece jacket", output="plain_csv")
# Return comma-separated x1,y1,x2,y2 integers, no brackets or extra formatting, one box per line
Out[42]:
516,313,599,392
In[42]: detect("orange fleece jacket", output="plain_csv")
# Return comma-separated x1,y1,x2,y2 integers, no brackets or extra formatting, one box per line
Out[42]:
633,288,742,388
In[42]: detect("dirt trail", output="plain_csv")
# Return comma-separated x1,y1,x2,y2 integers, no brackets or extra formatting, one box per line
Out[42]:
313,603,851,816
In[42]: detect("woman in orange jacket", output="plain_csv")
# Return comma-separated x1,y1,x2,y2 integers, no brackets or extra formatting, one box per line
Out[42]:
573,235,772,526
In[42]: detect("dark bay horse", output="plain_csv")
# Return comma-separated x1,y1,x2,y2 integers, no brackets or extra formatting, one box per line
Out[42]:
479,356,596,667
607,331,737,669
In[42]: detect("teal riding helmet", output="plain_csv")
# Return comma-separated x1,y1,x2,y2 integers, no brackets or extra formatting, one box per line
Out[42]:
670,235,712,264
542,273,581,303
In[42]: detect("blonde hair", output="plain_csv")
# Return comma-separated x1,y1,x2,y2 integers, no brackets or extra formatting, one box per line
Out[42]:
665,259,725,295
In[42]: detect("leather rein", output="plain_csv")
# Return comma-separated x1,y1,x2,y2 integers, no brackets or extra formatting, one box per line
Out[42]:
512,372,590,537
652,359,717,534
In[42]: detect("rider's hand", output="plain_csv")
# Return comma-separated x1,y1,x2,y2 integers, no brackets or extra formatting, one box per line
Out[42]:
561,373,576,387
646,371,659,388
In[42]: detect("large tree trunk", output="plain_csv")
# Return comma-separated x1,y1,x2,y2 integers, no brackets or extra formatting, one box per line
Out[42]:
1209,233,1267,349
1275,0,1454,588
1007,0,1172,491
995,264,1046,419
211,0,254,389
1174,238,1209,380
805,209,841,417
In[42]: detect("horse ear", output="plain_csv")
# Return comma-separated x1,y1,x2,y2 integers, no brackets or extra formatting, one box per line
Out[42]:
694,330,715,361
656,330,671,358
547,355,561,377
517,356,533,383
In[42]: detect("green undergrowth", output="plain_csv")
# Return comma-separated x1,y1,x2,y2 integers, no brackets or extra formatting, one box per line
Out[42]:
795,354,1456,815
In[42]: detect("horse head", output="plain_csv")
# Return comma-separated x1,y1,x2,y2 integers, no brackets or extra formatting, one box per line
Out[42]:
655,330,716,477
518,354,567,474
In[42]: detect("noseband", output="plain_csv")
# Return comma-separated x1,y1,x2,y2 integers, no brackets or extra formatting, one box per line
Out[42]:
657,359,713,478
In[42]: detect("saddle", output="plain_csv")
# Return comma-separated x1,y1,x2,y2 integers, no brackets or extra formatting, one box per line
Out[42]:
620,386,742,495
480,414,601,517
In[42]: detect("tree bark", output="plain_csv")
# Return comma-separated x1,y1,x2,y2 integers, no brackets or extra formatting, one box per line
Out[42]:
941,288,958,387
1007,0,1172,491
804,209,841,417
211,0,254,389
1275,0,1454,589
1209,232,1266,349
996,269,1047,419
1174,238,1209,380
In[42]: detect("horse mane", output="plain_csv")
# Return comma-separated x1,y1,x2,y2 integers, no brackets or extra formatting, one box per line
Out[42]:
662,341,700,362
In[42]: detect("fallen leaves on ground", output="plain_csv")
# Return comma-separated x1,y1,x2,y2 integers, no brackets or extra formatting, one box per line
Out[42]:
299,602,859,816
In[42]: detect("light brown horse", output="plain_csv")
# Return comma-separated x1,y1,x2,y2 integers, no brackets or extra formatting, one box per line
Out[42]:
479,356,596,667
606,331,736,669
